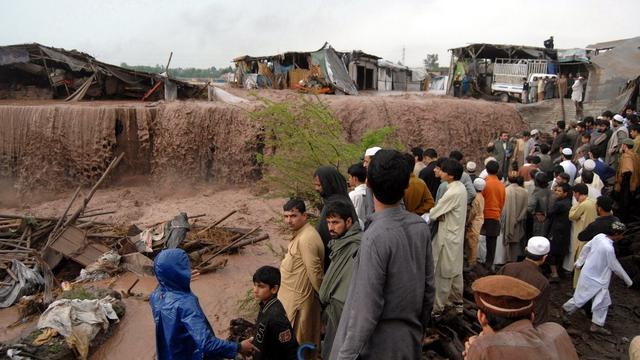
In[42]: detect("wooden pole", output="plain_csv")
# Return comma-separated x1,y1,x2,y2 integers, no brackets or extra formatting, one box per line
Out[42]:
197,227,260,268
196,210,237,236
165,52,173,77
48,185,82,243
42,153,124,251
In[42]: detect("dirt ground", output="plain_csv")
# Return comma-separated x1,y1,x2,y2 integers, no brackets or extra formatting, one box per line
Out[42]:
2,181,640,359
548,275,640,360
0,180,288,359
0,179,640,359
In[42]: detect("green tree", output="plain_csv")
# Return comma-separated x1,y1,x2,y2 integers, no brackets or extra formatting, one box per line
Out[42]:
423,54,439,72
251,96,401,202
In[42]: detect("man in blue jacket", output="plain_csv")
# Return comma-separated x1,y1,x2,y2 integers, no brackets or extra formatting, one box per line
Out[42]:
150,248,254,359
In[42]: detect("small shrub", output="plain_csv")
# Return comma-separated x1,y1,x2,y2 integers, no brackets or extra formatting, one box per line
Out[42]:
251,96,401,202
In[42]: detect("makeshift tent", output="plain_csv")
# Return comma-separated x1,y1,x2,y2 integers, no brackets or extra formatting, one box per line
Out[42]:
0,43,201,101
310,43,358,95
585,36,640,103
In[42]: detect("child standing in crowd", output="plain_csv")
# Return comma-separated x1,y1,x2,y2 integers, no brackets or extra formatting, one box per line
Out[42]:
251,266,299,360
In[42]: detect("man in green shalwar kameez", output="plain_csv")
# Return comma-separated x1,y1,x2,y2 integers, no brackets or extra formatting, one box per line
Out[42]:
318,201,362,360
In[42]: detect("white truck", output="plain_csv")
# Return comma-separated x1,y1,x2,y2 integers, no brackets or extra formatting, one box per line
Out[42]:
491,58,556,102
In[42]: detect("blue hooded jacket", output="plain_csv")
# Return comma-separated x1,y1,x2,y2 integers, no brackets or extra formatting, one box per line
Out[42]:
150,249,238,360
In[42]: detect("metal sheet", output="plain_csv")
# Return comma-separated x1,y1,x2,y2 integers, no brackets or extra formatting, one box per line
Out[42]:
39,46,90,72
585,37,640,102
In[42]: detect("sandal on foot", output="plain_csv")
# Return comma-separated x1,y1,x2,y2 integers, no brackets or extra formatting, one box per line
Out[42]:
590,326,611,335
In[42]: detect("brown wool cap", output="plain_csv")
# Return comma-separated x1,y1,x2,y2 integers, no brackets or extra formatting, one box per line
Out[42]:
472,275,540,318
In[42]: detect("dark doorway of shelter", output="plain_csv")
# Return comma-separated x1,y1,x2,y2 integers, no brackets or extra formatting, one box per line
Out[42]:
356,66,375,90
357,66,366,90
365,68,374,90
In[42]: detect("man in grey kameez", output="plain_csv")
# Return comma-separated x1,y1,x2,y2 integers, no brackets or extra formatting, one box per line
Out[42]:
330,150,435,360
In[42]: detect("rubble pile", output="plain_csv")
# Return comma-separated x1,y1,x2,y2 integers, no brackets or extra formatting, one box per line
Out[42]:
0,154,270,359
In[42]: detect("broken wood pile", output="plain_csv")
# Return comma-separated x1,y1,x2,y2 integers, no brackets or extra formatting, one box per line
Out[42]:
1,153,270,308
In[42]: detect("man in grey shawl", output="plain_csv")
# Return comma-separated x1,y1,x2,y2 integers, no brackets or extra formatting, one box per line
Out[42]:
314,165,357,270
330,149,435,360
318,201,362,359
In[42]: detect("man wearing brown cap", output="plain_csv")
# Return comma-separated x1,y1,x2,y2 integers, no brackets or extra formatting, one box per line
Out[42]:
497,237,551,326
464,275,578,360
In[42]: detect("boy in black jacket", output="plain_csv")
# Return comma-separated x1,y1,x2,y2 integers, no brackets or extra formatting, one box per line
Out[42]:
251,266,299,360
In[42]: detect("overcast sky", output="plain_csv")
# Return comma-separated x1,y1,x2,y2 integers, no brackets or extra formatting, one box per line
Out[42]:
2,0,638,69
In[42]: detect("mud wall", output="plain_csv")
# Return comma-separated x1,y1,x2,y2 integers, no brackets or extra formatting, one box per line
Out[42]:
328,96,527,166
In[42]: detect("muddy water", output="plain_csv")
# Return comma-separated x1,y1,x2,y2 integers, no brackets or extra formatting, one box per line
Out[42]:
0,184,287,359
0,305,37,344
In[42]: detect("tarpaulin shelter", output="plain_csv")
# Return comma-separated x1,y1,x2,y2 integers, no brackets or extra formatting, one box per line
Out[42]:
0,43,202,101
377,60,412,91
232,42,358,95
584,37,640,106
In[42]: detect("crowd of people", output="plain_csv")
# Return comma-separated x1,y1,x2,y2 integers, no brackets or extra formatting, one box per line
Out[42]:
147,107,639,359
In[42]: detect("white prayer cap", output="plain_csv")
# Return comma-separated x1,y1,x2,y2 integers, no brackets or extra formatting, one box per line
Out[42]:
466,161,477,172
583,159,596,171
596,115,604,120
561,148,573,156
473,178,486,192
613,114,624,123
526,236,550,256
484,156,497,166
531,129,539,135
364,146,381,157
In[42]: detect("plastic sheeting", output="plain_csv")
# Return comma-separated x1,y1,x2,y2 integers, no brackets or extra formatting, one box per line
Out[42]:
0,260,44,308
37,296,119,360
39,46,91,72
310,44,358,95
76,250,121,282
207,86,249,103
557,48,589,63
164,79,177,101
586,37,640,102
163,212,190,249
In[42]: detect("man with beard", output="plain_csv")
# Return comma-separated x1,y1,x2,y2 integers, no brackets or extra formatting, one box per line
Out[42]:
330,150,434,360
314,166,357,269
318,201,362,360
487,131,514,180
606,114,629,169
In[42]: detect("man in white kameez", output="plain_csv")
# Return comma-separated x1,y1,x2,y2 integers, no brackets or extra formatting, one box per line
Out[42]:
430,159,468,314
563,221,633,335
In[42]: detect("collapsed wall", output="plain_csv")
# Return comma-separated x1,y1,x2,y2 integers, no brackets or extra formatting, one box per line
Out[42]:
0,94,525,192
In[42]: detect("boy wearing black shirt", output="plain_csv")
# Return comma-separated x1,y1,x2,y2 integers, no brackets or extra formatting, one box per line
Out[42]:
251,266,299,360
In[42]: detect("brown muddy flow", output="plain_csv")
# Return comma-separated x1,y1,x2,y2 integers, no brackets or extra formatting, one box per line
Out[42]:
0,93,524,198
